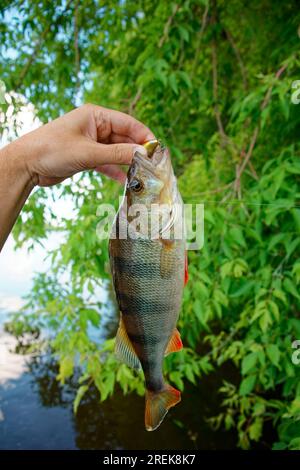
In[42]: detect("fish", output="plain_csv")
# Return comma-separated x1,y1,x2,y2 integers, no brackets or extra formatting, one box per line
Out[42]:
109,140,188,431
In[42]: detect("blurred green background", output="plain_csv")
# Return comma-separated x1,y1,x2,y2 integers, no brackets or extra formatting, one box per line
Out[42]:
0,0,300,450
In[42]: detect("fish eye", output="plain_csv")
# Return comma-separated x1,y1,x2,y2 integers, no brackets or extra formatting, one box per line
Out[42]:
129,179,143,193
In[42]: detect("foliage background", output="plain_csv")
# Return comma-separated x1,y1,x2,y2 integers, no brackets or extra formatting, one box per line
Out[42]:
1,0,300,449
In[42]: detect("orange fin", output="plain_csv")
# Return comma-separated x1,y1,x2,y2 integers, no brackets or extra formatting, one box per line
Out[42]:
145,383,181,431
184,251,189,286
115,315,141,370
165,328,183,356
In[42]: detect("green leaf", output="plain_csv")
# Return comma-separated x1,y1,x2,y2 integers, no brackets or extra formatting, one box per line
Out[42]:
213,288,228,306
178,25,189,42
253,402,266,416
230,280,255,298
170,371,184,391
156,70,167,87
185,364,196,384
242,352,258,375
273,289,287,304
259,310,272,332
292,261,300,284
268,233,286,251
249,417,263,441
169,73,179,95
283,278,300,299
279,92,290,120
289,437,300,450
272,442,287,450
73,385,89,414
239,375,256,396
178,71,192,88
266,344,280,367
0,80,6,104
85,308,100,327
57,356,74,384
229,227,246,247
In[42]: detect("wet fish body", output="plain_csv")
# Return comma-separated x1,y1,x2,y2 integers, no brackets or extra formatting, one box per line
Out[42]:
109,141,186,431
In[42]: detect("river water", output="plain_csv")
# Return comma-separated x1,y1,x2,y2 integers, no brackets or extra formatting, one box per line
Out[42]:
0,282,247,450
0,303,239,450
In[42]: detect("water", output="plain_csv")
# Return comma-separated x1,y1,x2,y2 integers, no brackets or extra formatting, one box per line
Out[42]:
0,306,239,450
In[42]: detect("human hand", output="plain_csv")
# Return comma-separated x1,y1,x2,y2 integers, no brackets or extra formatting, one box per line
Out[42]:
14,103,155,187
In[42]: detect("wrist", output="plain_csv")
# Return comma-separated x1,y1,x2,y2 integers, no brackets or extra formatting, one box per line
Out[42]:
0,139,36,250
1,138,37,191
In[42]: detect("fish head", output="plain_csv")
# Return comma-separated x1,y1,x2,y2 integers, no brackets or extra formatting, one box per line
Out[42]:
126,140,176,207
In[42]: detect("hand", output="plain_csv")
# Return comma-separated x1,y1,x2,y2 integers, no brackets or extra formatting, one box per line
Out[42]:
15,103,155,186
0,104,154,250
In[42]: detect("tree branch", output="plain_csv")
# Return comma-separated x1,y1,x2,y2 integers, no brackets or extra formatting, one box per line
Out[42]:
191,2,210,77
13,0,74,90
211,38,227,145
225,28,248,90
235,62,288,185
158,4,180,48
74,0,80,91
128,86,143,115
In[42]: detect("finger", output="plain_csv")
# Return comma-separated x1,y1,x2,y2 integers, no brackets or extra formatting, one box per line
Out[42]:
96,164,127,184
96,106,155,144
106,133,135,144
87,141,147,167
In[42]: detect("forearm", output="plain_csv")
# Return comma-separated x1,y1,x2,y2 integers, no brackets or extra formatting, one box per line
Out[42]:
0,141,35,251
0,104,153,252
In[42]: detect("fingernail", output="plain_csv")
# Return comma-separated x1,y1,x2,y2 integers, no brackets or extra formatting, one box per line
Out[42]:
134,145,147,157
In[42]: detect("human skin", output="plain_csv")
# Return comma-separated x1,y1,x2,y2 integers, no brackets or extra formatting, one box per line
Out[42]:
0,103,154,251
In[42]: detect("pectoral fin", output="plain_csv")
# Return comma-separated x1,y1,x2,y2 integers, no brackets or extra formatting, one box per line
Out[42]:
165,328,183,356
115,315,141,370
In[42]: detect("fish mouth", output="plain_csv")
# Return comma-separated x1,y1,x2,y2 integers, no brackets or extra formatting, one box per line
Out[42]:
143,139,160,157
127,139,173,193
132,140,169,172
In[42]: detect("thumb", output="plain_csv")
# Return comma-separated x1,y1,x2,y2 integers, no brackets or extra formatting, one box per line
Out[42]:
87,142,147,167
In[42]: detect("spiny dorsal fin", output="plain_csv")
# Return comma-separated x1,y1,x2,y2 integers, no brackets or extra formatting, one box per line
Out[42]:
115,315,141,370
165,328,183,356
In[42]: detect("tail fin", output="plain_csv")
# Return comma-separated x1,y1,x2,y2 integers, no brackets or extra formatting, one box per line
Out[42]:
145,383,181,431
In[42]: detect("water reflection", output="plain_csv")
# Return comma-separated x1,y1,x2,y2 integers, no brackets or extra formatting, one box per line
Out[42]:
0,288,239,450
0,332,29,386
0,341,238,449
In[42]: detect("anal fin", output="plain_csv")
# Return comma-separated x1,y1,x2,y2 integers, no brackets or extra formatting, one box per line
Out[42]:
115,315,141,370
165,328,183,356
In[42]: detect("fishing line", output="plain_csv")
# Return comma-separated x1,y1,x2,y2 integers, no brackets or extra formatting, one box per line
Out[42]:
181,198,300,208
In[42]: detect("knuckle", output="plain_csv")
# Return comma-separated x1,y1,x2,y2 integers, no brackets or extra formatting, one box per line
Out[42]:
113,144,128,164
83,102,95,111
96,110,111,138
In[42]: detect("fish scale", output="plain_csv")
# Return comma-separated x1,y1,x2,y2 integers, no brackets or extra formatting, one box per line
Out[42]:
109,140,186,431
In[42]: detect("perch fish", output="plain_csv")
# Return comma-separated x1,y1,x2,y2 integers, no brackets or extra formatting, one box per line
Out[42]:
109,140,188,431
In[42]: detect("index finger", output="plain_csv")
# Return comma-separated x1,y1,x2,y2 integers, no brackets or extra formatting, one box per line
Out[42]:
101,106,155,144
